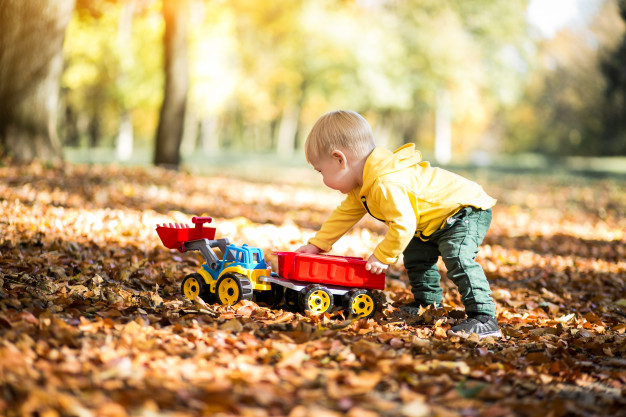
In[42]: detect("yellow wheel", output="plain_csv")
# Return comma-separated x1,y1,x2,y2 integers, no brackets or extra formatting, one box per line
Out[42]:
344,289,377,318
216,273,253,305
181,273,208,301
300,285,334,315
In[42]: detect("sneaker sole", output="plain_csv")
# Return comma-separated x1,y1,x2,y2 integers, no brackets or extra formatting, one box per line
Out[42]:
448,329,503,339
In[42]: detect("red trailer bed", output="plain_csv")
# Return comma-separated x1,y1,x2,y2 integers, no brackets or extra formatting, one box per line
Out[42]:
275,252,385,290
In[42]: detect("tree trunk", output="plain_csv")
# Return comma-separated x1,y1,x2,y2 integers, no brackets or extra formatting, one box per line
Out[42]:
434,88,452,165
601,1,626,155
116,112,134,161
115,0,136,162
154,0,189,169
199,115,219,154
0,0,75,163
276,104,300,157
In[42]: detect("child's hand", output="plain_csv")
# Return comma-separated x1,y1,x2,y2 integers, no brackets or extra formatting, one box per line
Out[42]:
366,254,388,275
295,244,321,254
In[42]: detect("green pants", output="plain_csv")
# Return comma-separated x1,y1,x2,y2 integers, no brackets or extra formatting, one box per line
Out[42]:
403,207,496,316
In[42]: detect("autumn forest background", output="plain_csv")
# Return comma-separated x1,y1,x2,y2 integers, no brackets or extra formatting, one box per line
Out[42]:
0,0,625,416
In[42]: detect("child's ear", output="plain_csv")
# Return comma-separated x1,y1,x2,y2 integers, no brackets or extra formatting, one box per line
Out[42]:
331,150,347,168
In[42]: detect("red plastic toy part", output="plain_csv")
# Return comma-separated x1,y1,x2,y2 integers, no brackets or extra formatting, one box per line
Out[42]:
156,219,216,252
192,216,213,225
275,252,385,291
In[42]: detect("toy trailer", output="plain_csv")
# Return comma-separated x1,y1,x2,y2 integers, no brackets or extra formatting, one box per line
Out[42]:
157,217,385,318
260,252,385,318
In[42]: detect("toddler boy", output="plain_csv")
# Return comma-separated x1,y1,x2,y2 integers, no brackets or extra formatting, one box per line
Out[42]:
296,110,500,338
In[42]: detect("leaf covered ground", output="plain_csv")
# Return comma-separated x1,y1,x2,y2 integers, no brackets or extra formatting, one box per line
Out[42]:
0,162,625,417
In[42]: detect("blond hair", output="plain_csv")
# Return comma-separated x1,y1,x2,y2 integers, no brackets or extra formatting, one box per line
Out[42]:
305,110,375,162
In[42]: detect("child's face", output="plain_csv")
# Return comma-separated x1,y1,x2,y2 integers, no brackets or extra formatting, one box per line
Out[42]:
311,151,358,194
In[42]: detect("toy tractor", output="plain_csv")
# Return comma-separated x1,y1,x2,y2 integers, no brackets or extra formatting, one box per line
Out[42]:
156,217,275,305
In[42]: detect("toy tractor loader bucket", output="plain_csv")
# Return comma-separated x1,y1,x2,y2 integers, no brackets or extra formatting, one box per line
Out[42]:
156,216,216,252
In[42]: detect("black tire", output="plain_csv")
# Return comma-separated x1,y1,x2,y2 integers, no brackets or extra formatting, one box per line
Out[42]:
299,284,334,315
215,273,253,305
284,288,300,311
181,273,211,302
343,289,377,319
254,283,285,308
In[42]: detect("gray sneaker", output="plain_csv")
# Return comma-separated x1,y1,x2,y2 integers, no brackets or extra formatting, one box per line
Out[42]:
449,315,501,339
400,302,424,314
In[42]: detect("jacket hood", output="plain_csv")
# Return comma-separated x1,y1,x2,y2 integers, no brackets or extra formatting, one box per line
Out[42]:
361,143,422,196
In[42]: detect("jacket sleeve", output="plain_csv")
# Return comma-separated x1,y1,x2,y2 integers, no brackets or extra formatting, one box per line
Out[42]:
308,191,366,252
371,182,417,264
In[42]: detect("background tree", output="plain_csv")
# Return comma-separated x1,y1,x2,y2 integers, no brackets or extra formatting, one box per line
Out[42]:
503,0,626,157
154,0,189,168
51,0,626,166
62,0,163,153
0,0,75,163
601,0,626,155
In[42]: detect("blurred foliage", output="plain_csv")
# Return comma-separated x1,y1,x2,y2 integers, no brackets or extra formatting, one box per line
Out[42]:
60,0,626,159
62,0,163,148
503,0,626,157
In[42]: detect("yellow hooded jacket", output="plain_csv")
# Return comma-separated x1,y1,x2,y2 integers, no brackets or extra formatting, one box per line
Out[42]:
308,144,497,264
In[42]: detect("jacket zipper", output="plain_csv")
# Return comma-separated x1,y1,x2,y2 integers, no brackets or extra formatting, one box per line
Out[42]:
360,197,386,223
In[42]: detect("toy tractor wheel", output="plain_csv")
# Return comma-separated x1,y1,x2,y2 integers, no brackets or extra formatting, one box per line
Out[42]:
216,273,253,305
300,284,334,315
181,273,211,303
344,289,377,319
